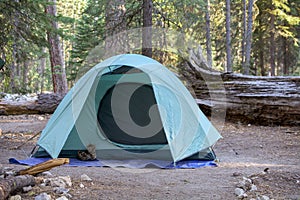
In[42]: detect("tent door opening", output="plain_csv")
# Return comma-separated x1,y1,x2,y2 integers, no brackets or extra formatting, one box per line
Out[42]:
97,72,168,146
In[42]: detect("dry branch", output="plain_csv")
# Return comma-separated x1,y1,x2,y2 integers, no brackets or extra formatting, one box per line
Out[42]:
17,158,69,176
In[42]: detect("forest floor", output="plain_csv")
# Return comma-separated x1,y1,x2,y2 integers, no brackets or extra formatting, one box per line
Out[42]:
0,114,299,200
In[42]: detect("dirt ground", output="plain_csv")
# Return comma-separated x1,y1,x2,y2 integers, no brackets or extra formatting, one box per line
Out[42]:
0,115,299,200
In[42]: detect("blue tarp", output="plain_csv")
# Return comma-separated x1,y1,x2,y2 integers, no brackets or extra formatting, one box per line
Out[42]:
9,157,217,169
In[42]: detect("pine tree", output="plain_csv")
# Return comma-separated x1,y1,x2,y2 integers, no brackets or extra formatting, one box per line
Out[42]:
46,0,68,94
225,0,232,72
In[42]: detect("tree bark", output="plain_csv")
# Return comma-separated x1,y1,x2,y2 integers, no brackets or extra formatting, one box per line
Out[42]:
225,0,232,72
105,0,127,58
9,40,17,93
205,0,212,68
46,0,68,94
0,175,35,200
258,17,266,76
244,0,254,75
241,0,247,72
39,48,47,93
182,47,300,126
270,11,276,76
283,37,289,75
22,59,29,91
142,0,153,58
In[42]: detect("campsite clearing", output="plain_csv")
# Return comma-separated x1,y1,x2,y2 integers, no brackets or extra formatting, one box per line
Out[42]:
0,114,299,199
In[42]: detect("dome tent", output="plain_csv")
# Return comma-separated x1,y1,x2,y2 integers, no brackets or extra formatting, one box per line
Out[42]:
35,54,222,163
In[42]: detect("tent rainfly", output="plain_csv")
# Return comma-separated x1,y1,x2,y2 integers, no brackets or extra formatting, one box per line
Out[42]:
35,54,222,163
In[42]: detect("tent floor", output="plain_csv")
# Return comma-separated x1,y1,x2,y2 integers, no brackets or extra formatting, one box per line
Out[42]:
34,148,217,161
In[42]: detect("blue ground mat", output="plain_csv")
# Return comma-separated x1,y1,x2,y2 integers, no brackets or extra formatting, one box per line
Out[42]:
9,157,217,169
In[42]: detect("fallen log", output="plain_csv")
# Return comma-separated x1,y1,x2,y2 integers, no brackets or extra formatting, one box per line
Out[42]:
181,47,300,126
0,175,35,200
0,93,64,115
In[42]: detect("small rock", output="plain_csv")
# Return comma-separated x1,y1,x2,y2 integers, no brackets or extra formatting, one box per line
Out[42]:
38,116,45,120
5,171,16,177
35,177,44,184
238,193,248,199
81,174,92,182
35,193,51,200
238,177,252,190
263,168,269,173
41,171,53,177
79,183,85,188
242,176,252,184
257,195,270,200
53,187,69,194
40,183,47,187
59,176,72,187
47,178,66,188
260,195,270,200
233,172,242,177
250,184,257,192
235,188,245,196
9,195,22,200
236,180,246,188
23,185,33,192
56,196,68,200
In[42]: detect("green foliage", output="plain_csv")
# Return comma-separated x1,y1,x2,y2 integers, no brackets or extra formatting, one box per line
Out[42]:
252,0,300,75
0,0,54,93
68,0,105,82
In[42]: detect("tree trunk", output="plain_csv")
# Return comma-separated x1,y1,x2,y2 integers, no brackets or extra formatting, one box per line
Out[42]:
270,11,276,76
9,41,17,93
283,37,289,75
0,175,35,200
205,0,212,68
22,60,29,91
10,1,19,93
46,0,68,94
181,47,300,126
258,17,266,76
225,0,232,72
244,0,254,75
241,0,247,72
39,48,47,93
259,45,265,76
142,0,153,58
105,0,127,58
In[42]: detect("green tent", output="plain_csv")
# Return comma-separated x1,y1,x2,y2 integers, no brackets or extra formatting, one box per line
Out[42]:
35,54,222,162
